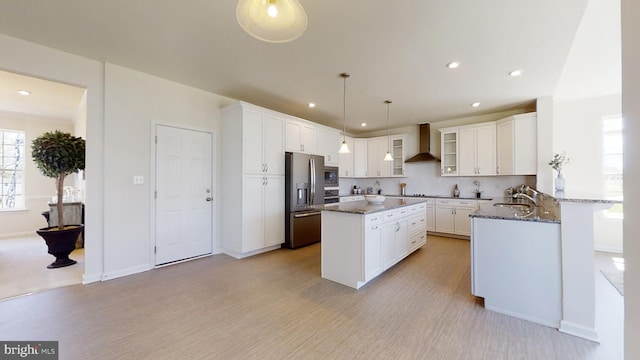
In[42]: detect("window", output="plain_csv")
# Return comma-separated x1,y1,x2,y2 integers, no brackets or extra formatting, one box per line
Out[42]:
0,129,25,210
602,115,623,218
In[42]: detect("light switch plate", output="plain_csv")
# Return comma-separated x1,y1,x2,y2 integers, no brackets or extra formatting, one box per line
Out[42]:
133,176,144,185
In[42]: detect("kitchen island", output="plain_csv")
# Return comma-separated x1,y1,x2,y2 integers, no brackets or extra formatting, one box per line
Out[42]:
320,198,428,289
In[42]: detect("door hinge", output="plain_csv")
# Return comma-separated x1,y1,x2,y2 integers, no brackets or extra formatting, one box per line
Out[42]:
154,190,157,199
154,246,157,253
155,135,158,144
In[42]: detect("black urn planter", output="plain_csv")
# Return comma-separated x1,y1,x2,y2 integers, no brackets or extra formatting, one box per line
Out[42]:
36,225,84,269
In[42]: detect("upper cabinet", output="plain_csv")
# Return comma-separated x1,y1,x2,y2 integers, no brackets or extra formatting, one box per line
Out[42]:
440,113,537,177
235,105,284,175
285,119,316,154
367,137,391,177
316,127,340,166
440,130,459,176
354,139,368,177
390,135,406,176
496,113,537,175
459,123,496,176
338,135,355,177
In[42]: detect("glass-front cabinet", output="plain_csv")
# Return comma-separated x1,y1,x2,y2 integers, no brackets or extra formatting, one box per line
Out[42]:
390,135,405,177
440,130,458,176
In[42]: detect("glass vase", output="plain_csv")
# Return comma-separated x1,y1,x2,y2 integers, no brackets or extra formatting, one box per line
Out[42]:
555,172,565,192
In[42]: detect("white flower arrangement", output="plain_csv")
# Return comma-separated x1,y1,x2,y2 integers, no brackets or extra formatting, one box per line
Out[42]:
549,152,571,173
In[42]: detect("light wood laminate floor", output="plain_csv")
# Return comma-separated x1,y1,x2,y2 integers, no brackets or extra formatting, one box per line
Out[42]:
0,236,622,359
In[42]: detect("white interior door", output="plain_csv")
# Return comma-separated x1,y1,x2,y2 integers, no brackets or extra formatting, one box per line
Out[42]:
155,125,213,265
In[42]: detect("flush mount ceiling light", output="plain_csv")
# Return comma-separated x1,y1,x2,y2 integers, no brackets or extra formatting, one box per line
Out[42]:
471,102,480,107
308,102,315,108
17,90,31,95
384,100,393,161
338,73,351,154
361,122,367,127
236,0,308,43
509,69,523,77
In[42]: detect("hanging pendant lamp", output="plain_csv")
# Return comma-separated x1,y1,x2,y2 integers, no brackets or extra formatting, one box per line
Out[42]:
384,100,393,161
338,73,351,154
236,0,308,43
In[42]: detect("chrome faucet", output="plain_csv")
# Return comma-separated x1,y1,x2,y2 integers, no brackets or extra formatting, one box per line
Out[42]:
514,192,536,205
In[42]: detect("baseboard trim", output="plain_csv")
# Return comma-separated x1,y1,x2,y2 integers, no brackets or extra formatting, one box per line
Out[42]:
594,245,623,254
559,320,600,343
82,273,102,284
223,244,281,259
101,264,153,281
484,304,560,329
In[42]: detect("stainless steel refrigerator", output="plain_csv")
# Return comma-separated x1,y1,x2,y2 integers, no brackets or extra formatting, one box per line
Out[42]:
284,152,325,249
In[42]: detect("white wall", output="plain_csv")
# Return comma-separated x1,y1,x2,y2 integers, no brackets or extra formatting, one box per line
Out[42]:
0,112,73,237
622,0,640,357
554,94,623,252
101,63,234,279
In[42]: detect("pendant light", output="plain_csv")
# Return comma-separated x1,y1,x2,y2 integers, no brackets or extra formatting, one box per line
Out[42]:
383,100,394,161
236,0,308,43
338,73,351,154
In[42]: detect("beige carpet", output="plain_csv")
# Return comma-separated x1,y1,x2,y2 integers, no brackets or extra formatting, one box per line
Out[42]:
0,235,84,301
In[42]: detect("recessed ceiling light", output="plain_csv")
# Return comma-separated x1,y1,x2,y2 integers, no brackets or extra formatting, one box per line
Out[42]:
361,123,367,127
509,70,523,77
308,102,316,108
17,90,31,95
447,62,460,69
472,102,480,107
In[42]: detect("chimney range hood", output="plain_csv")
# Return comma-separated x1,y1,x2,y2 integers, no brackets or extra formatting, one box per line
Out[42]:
405,123,440,163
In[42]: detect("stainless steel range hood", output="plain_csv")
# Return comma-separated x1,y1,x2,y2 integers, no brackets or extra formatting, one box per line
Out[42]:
405,123,441,163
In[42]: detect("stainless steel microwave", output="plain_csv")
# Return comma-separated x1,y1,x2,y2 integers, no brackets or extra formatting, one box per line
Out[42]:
324,166,339,187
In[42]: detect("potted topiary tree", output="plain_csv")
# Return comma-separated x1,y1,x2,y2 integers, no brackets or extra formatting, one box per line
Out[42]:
31,130,85,268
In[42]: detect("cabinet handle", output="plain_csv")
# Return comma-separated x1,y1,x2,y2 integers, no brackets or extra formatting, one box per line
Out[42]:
396,221,400,232
266,164,268,172
328,155,331,161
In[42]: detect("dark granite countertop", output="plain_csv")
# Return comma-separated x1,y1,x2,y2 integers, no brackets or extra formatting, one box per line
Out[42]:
552,191,623,204
319,197,427,215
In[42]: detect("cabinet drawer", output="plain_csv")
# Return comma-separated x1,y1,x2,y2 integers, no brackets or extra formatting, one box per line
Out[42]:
408,215,427,233
365,214,383,226
409,202,427,214
436,199,476,207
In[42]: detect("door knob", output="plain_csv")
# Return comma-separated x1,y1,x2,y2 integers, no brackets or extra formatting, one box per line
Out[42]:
206,197,213,202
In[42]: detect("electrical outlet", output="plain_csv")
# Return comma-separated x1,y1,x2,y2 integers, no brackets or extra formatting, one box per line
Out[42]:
133,176,144,185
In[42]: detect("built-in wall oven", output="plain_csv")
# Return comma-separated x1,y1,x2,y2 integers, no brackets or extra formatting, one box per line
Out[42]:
324,166,339,204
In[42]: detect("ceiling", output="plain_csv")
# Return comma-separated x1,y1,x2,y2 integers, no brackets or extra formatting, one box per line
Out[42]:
0,0,618,134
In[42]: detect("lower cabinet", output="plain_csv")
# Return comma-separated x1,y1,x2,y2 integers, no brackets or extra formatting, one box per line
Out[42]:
321,201,428,289
434,199,476,236
225,175,284,257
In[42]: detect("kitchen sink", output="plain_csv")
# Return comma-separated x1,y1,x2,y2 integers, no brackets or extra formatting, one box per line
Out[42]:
493,202,533,210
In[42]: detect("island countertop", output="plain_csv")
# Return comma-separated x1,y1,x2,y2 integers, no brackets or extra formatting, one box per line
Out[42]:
318,197,427,215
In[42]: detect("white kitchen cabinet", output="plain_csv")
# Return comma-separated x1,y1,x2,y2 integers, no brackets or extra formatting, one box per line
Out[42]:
221,102,285,258
338,135,355,177
425,198,435,231
496,113,537,175
390,135,406,177
241,175,285,252
459,123,496,176
440,130,459,176
435,199,476,236
354,139,368,177
241,108,284,175
316,127,340,166
367,137,391,177
285,118,317,154
364,221,383,281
